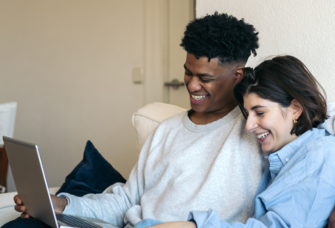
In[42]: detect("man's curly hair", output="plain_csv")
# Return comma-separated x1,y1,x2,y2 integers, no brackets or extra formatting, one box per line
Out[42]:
180,12,259,64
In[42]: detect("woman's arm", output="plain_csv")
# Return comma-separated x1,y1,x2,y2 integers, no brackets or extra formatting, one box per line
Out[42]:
187,179,335,228
151,222,196,228
134,220,196,228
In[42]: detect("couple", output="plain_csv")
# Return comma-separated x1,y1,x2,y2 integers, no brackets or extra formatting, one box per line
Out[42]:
133,55,335,228
6,12,335,228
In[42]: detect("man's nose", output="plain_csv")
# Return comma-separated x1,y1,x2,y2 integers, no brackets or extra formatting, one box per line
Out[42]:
187,76,202,92
245,115,257,132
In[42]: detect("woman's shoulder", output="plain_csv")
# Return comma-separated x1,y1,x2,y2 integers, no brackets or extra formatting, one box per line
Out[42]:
304,129,335,153
278,130,335,188
301,130,335,175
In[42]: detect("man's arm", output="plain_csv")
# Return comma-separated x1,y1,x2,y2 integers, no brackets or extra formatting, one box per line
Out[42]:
56,131,158,227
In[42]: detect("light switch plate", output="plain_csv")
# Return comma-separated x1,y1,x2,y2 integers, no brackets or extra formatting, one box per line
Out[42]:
132,67,143,84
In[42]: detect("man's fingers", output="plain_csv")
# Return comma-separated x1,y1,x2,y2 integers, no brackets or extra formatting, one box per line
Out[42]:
14,195,30,218
20,213,30,219
14,195,22,205
15,205,26,213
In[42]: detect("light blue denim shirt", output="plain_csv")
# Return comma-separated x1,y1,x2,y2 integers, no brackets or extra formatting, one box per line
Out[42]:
188,128,335,228
134,128,335,228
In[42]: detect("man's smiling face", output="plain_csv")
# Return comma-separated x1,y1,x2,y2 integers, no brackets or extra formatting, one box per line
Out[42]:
184,53,242,116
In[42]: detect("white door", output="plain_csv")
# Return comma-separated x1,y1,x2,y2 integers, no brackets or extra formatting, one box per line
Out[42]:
143,0,194,109
166,0,194,109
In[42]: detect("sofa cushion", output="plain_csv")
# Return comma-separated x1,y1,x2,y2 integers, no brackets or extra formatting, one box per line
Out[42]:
56,141,126,197
132,102,186,152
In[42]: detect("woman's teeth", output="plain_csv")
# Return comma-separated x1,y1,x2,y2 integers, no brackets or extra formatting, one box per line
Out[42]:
257,131,270,139
192,95,207,100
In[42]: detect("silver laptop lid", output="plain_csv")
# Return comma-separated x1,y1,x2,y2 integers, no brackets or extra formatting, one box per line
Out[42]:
3,136,59,228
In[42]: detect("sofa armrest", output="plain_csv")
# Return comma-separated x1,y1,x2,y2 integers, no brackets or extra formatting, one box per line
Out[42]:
0,187,59,226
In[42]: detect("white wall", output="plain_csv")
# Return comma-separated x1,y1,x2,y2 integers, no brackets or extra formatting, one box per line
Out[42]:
0,0,145,191
197,0,335,102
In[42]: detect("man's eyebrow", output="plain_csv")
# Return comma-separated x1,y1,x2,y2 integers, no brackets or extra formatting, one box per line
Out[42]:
251,105,266,110
183,65,191,72
183,65,215,78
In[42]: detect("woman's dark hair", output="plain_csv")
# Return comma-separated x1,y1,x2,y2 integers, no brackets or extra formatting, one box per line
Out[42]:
180,12,259,64
233,55,328,136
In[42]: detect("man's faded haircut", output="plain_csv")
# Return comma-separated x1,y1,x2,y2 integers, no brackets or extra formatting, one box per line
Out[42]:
180,12,259,65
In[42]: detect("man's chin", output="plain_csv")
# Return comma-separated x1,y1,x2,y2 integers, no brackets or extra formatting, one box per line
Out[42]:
190,104,207,113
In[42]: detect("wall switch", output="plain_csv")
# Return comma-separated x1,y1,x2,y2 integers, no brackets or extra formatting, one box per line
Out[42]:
132,67,143,84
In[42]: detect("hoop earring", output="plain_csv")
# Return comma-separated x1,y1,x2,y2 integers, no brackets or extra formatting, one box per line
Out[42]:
293,118,298,124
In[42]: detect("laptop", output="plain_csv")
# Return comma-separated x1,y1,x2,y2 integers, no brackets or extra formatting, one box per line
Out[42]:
3,136,119,228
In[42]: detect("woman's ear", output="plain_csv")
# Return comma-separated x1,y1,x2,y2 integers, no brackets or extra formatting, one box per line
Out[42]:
290,99,303,120
234,67,245,85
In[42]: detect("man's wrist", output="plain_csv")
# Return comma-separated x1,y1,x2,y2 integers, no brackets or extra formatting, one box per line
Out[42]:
55,196,68,213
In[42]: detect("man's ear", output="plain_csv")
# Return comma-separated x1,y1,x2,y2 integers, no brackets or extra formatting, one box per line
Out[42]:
233,66,245,85
290,99,303,119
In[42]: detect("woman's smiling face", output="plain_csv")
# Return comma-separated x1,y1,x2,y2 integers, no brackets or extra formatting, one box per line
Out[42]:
243,93,299,154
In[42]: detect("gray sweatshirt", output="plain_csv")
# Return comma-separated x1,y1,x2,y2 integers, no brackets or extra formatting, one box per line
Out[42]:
58,107,265,227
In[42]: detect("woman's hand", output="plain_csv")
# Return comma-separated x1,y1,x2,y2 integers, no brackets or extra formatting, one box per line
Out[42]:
150,221,196,228
14,194,68,218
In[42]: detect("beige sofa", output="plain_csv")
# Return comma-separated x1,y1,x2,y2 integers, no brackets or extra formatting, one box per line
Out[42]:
0,102,186,226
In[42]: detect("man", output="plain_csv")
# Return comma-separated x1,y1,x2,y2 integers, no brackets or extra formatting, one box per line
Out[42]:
9,12,263,227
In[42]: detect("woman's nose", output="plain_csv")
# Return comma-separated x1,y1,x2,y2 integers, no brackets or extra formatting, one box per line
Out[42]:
186,76,202,92
245,115,258,132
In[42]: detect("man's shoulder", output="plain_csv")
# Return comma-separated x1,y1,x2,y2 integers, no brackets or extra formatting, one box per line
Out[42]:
149,111,187,136
159,110,186,125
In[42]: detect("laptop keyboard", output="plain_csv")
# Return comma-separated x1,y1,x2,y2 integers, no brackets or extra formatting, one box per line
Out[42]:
56,214,102,228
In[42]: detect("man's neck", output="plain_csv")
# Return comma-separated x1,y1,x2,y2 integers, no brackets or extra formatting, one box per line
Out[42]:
189,104,237,125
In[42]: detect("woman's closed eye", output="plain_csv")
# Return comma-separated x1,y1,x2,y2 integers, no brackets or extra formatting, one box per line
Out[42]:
256,112,264,116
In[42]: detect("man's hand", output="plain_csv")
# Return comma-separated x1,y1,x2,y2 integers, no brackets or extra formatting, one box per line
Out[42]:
14,194,68,218
14,194,30,218
328,206,335,228
150,221,196,228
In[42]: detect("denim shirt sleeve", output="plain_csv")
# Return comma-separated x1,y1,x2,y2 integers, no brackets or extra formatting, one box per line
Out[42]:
188,210,222,228
188,173,335,228
189,209,273,228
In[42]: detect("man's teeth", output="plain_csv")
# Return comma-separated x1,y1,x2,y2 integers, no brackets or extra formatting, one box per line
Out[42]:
257,131,270,139
192,95,207,100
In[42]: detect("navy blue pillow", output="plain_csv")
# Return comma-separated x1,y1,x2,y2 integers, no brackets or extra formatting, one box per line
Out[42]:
56,141,126,197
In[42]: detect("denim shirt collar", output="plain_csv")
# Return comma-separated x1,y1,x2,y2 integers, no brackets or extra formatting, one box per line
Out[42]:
266,128,327,180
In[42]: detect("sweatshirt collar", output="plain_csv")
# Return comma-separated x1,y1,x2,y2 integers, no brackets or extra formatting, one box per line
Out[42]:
182,106,241,133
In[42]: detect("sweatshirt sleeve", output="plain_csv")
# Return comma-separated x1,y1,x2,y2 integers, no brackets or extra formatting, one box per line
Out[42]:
58,183,131,227
57,132,157,227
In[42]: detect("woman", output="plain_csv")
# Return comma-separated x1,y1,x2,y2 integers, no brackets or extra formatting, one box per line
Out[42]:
135,55,335,228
